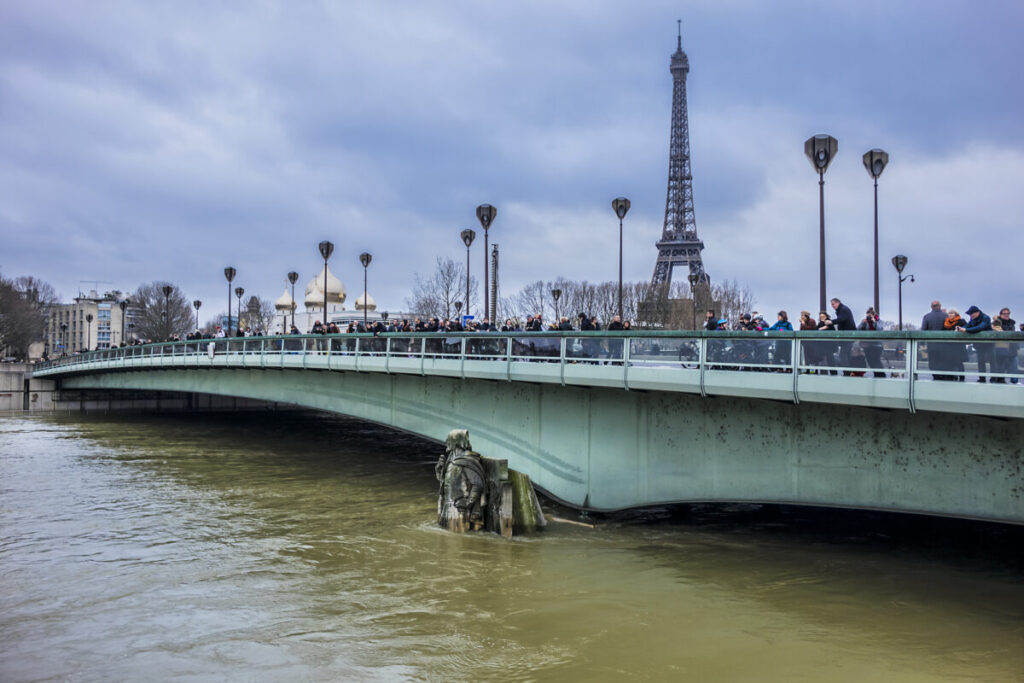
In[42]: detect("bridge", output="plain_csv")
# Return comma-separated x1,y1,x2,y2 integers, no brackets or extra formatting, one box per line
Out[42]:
33,330,1024,524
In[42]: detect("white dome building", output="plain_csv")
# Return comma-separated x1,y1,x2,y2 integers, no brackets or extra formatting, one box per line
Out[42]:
304,266,346,310
354,292,377,312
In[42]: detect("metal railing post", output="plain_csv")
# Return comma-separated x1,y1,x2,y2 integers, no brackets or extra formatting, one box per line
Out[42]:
698,335,707,397
908,338,917,413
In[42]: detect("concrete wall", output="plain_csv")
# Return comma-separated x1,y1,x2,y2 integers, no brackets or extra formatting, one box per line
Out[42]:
59,367,1024,524
0,364,56,411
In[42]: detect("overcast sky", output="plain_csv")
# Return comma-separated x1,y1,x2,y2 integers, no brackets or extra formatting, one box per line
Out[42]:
1,1,1021,324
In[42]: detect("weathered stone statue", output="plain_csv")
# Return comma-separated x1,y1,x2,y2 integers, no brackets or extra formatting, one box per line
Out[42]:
436,429,487,532
436,428,547,537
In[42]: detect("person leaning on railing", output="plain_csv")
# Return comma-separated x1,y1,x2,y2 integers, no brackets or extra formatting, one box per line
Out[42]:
857,307,885,378
991,308,1018,384
956,305,992,382
768,311,793,371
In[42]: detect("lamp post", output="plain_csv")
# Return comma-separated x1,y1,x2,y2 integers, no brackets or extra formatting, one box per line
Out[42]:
611,197,631,320
891,255,914,331
318,241,334,326
863,149,889,319
119,299,129,345
804,134,838,312
687,270,700,330
234,287,245,334
454,300,463,323
551,288,562,324
224,267,236,335
287,271,299,329
359,252,372,328
476,204,496,322
60,322,67,354
161,285,172,340
85,313,93,351
128,322,135,343
461,228,476,318
193,300,201,332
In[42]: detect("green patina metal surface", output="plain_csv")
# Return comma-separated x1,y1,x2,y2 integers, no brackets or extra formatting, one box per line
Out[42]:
60,367,1023,524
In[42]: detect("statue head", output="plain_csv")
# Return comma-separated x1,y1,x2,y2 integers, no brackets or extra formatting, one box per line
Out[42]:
445,429,472,452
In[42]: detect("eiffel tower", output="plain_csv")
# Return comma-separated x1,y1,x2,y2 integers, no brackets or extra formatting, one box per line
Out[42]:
651,22,708,289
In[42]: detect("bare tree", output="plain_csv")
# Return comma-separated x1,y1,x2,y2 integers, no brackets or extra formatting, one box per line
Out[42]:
0,272,58,359
407,257,479,320
131,281,194,341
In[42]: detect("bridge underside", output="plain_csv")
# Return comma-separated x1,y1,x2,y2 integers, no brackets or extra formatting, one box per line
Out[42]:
59,368,1023,524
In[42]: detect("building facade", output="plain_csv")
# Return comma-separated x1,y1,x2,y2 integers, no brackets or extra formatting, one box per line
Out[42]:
45,291,141,354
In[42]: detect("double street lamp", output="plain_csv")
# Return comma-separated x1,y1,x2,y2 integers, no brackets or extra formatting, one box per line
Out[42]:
863,149,890,319
460,228,476,318
224,267,237,335
804,134,838,312
359,252,372,328
891,255,914,331
612,197,631,320
476,204,496,322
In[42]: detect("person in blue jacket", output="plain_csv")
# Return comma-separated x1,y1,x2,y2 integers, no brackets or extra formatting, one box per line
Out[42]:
956,305,993,382
768,311,793,369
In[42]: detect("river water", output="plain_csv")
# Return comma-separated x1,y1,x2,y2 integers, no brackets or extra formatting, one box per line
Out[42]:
1,411,1022,682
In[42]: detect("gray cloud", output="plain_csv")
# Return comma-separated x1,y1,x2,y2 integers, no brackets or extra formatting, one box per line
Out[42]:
1,0,1021,323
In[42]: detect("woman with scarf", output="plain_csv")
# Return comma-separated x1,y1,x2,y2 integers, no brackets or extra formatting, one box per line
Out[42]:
798,311,819,370
944,308,969,381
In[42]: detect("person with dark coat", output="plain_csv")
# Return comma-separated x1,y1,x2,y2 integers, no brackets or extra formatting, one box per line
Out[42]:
830,297,856,373
921,300,950,379
994,308,1018,384
957,305,993,382
607,316,624,331
704,310,717,331
857,307,885,378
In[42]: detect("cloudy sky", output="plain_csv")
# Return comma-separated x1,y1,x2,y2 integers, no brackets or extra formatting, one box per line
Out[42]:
1,1,1021,324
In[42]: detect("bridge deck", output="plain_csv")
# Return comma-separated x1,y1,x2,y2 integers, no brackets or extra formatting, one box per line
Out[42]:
33,331,1024,419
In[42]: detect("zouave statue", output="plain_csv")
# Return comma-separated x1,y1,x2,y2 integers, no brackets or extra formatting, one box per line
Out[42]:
435,429,487,532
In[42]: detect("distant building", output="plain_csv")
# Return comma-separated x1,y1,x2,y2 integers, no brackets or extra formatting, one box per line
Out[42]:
45,290,140,354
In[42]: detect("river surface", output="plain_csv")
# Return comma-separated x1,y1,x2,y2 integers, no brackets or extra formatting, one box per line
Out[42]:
1,411,1022,682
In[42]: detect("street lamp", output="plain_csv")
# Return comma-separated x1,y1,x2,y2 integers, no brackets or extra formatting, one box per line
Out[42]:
193,300,201,332
234,287,245,334
85,313,93,351
461,228,476,318
891,254,914,331
224,267,237,335
60,322,67,354
128,322,135,343
318,241,334,324
863,148,889,319
454,300,463,322
804,134,838,312
287,271,299,329
612,197,631,320
162,285,173,339
119,299,129,346
687,270,700,330
476,204,497,322
551,288,562,324
359,252,372,328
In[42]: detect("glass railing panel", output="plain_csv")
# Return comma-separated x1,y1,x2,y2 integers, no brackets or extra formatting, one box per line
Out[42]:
465,337,507,360
627,337,700,368
510,336,560,362
919,338,1021,383
797,336,907,377
564,337,625,364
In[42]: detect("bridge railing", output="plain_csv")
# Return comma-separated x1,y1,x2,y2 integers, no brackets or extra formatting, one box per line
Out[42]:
31,330,1024,418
